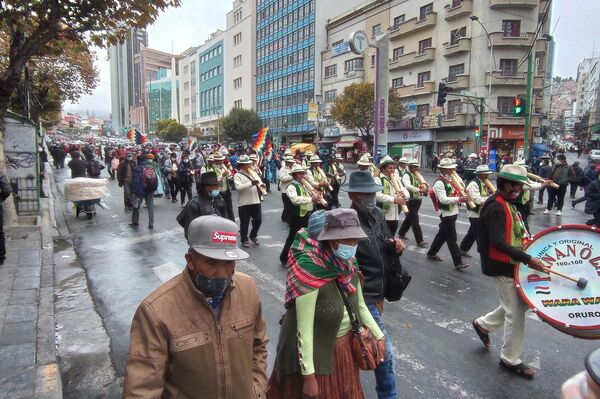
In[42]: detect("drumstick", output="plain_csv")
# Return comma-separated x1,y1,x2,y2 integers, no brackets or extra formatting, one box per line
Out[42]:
539,266,588,289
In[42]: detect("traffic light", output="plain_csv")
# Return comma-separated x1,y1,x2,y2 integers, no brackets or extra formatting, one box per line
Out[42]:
437,83,452,107
474,127,480,138
513,97,525,117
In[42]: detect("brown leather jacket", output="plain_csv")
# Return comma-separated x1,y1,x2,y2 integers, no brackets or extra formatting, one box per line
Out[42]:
122,269,269,399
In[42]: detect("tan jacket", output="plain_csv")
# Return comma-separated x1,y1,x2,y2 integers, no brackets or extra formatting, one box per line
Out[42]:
122,269,269,399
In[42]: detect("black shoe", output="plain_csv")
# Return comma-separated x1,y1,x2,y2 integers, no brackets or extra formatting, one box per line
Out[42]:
148,224,154,229
129,223,139,228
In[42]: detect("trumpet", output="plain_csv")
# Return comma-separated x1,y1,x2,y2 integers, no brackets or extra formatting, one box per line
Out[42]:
527,172,559,189
316,166,334,191
301,178,327,206
389,175,409,214
483,178,496,194
248,169,268,196
449,171,476,209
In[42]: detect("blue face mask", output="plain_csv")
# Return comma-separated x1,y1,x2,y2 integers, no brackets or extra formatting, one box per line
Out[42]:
333,243,358,260
194,273,231,298
210,189,220,198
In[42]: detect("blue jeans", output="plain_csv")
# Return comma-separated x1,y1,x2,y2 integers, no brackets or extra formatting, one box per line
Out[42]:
367,303,397,399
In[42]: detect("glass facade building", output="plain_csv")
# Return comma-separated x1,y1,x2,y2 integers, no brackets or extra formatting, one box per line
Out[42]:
147,69,175,132
256,0,316,138
199,41,225,118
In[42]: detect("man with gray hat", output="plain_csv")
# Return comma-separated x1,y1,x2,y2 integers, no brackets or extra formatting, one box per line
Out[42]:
341,170,405,399
123,215,268,398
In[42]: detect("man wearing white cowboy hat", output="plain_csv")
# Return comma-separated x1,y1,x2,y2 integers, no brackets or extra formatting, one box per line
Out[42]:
375,155,408,235
278,156,297,224
326,153,346,208
396,157,409,179
512,159,547,231
279,164,323,266
233,155,263,247
357,154,373,176
301,150,314,169
305,155,331,210
427,158,471,270
472,164,545,379
212,152,235,221
459,164,493,257
399,159,429,247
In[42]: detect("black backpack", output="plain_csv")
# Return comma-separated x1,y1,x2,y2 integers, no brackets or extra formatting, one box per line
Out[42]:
87,160,101,177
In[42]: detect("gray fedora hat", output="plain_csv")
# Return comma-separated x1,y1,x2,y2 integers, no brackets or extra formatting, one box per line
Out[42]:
317,208,367,241
341,170,383,193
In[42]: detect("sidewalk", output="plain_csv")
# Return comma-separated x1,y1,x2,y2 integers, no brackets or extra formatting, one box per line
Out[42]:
0,173,61,398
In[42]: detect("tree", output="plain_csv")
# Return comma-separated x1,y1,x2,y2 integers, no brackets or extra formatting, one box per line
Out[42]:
0,0,179,226
155,119,187,143
330,82,405,143
221,108,263,143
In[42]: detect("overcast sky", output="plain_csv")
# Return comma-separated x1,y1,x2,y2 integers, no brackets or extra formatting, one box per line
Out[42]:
64,0,600,115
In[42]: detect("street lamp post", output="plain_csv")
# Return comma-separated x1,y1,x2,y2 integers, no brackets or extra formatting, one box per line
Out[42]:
470,16,495,164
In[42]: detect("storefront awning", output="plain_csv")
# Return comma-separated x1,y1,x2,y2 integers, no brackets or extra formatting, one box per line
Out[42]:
335,135,360,148
317,138,338,144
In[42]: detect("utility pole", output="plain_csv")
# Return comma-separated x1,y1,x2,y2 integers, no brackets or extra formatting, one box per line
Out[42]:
523,51,534,160
479,98,484,155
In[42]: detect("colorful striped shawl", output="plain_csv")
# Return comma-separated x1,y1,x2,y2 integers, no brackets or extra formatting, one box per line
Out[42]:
285,229,357,305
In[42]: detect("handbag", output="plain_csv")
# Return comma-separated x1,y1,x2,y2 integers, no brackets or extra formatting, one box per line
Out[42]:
336,282,381,371
384,254,411,302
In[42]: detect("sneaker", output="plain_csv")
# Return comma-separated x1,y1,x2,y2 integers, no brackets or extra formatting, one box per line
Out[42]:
250,237,260,245
242,241,251,248
556,210,562,216
543,209,550,215
460,250,472,258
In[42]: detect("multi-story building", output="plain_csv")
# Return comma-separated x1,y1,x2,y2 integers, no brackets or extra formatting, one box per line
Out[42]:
146,68,178,133
255,0,365,144
575,57,600,136
108,28,148,133
197,30,226,137
224,0,257,113
321,0,551,164
178,46,201,128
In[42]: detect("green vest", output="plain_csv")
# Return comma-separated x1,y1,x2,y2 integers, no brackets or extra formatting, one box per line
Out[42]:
272,275,362,380
380,176,392,212
471,178,489,214
291,181,310,217
437,179,456,212
521,189,530,204
406,171,421,200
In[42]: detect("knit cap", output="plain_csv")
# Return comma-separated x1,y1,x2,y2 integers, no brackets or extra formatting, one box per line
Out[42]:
307,210,326,240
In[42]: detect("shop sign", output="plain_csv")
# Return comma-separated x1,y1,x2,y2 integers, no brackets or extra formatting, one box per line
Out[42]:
307,102,318,122
302,135,315,143
404,102,417,116
489,126,524,139
389,116,436,131
323,127,340,137
389,130,432,142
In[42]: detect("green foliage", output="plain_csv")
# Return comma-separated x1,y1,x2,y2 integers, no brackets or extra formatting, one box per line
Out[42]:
221,108,263,143
330,82,404,139
155,119,187,143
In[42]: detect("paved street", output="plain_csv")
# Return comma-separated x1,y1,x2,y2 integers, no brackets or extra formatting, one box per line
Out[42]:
54,154,598,399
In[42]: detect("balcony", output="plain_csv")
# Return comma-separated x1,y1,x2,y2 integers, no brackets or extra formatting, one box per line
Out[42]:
389,12,437,40
443,38,470,57
533,75,545,92
487,71,527,87
394,81,435,98
490,0,537,9
535,38,547,56
444,0,473,21
486,113,540,127
489,32,536,48
446,74,470,91
442,113,468,128
389,48,436,71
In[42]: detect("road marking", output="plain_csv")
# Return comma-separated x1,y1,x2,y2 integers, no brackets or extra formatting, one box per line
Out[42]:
153,262,182,282
91,228,181,251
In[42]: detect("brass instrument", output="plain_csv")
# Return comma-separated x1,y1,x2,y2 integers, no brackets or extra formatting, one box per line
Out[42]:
449,171,476,209
388,174,409,214
316,166,334,191
483,179,496,194
527,172,559,189
248,169,268,196
301,178,327,206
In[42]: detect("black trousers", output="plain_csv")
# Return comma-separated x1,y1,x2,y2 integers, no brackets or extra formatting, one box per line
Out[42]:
398,199,424,243
180,184,193,205
0,205,5,262
169,177,179,201
280,212,310,264
570,182,579,199
459,217,480,252
547,185,568,211
331,183,341,208
221,190,235,221
427,214,462,266
538,187,546,203
281,193,292,224
386,220,399,237
239,203,262,242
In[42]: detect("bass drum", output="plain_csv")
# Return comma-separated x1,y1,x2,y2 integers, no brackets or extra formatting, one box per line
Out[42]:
515,224,600,339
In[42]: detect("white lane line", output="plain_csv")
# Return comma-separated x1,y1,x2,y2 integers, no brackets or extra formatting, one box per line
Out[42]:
91,228,181,251
153,262,182,282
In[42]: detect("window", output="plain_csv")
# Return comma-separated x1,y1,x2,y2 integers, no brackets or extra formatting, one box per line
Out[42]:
184,81,189,91
372,24,381,37
234,32,242,45
450,27,466,46
234,77,242,89
417,71,431,87
499,59,518,76
184,98,190,106
392,77,404,88
448,64,464,81
234,55,242,67
332,39,343,47
233,9,243,24
371,54,375,66
324,64,337,77
392,47,404,61
502,20,521,37
418,38,432,54
324,89,337,102
234,100,242,109
183,65,189,75
190,61,196,74
184,114,190,123
345,58,364,73
416,104,429,117
393,15,405,29
420,3,433,20
447,100,462,119
498,97,514,115
450,0,462,7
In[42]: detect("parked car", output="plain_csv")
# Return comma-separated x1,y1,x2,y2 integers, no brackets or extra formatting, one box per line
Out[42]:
589,149,600,162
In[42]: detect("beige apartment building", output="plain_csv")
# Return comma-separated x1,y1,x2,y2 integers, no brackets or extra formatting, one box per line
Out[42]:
322,0,550,164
